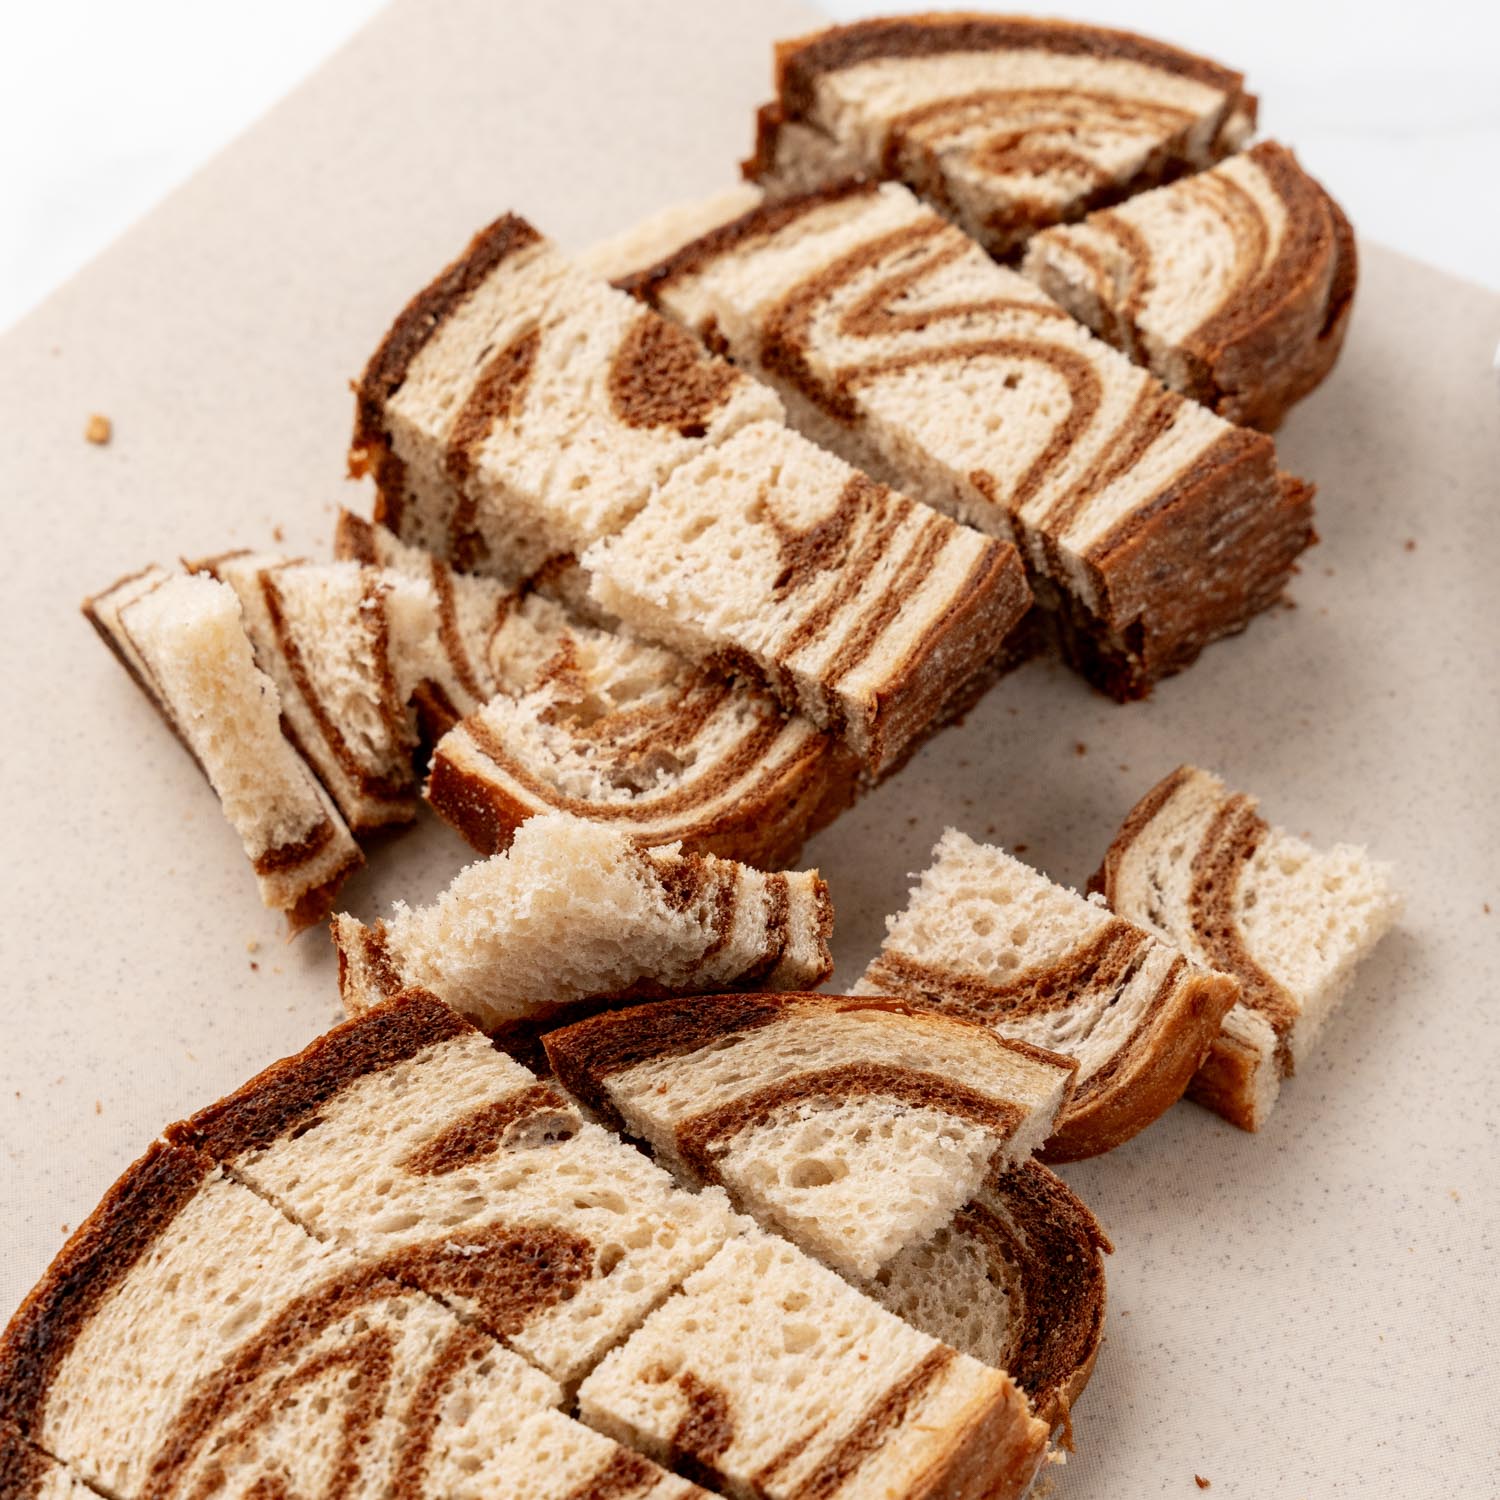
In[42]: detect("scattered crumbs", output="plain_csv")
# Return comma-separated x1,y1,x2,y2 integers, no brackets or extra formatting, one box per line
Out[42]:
1013,842,1029,855
1074,741,1087,756
1118,763,1130,773
249,960,259,972
1484,903,1491,915
984,823,997,837
272,965,283,975
1323,566,1336,577
14,1090,20,1100
1006,705,1019,717
84,413,112,445
61,1225,70,1236
94,1100,102,1115
957,758,971,769
1195,1478,1211,1491
272,524,286,543
1280,596,1298,610
1403,538,1417,552
1450,1189,1461,1202
907,816,918,828
246,938,260,954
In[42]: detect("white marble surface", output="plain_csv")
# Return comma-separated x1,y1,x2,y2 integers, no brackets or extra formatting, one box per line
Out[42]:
2,0,1498,336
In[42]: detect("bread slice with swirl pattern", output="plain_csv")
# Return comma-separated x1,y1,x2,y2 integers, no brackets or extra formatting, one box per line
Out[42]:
544,992,1075,1279
578,1229,1048,1500
1092,765,1402,1131
349,212,782,586
584,418,1031,773
856,828,1238,1160
614,179,1314,699
745,14,1256,256
331,813,833,1045
338,511,861,870
170,991,744,1389
1024,141,1355,429
82,567,362,932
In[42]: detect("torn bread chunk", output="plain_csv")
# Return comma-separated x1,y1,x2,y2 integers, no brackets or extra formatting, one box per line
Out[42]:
745,14,1255,256
170,992,743,1389
584,419,1031,772
1092,765,1402,1131
82,568,361,931
544,992,1075,1280
856,827,1238,1160
1023,141,1356,429
0,1141,566,1500
0,1423,96,1500
578,1230,1048,1500
331,813,833,1042
859,1159,1110,1435
349,213,782,583
616,180,1313,699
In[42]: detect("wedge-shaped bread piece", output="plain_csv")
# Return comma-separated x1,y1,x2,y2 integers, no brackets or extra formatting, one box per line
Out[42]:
82,567,362,931
171,991,744,1389
337,512,861,868
585,419,1031,772
545,992,1075,1279
580,1230,1048,1500
859,1159,1109,1435
196,549,442,830
0,1140,569,1499
857,828,1238,1159
618,181,1313,699
332,812,833,1039
349,213,782,582
0,1423,95,1500
1093,765,1402,1131
1024,141,1356,429
745,14,1254,256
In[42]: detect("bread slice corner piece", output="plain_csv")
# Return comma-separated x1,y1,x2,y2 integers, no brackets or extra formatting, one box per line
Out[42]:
331,811,833,1040
577,183,768,286
583,419,1031,774
544,991,1075,1280
578,1228,1049,1500
81,566,362,933
1022,140,1356,430
859,1158,1110,1439
857,827,1239,1161
1092,765,1402,1131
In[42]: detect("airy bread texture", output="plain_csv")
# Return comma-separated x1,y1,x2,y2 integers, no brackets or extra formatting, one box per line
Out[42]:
0,1142,564,1499
332,813,833,1034
349,214,781,584
616,180,1313,699
859,1159,1110,1434
745,14,1254,255
1023,141,1356,429
857,827,1238,1160
172,992,745,1389
544,992,1075,1279
82,567,362,931
578,1229,1049,1500
1093,765,1402,1131
585,418,1031,773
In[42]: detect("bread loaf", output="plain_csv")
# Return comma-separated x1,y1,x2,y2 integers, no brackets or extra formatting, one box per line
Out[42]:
1093,765,1402,1130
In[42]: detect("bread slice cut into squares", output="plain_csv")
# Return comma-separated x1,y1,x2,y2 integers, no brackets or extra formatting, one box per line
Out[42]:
615,180,1313,700
82,567,362,931
577,1229,1049,1500
745,14,1255,256
349,213,782,584
170,991,744,1389
544,992,1075,1280
331,812,833,1039
584,418,1031,773
857,828,1239,1160
1092,764,1402,1131
1023,141,1355,430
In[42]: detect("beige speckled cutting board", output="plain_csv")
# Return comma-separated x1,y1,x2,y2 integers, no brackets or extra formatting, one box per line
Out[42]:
3,1,1496,1492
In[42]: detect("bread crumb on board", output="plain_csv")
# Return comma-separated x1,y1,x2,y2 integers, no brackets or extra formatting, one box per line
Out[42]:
84,413,112,445
1195,1478,1211,1491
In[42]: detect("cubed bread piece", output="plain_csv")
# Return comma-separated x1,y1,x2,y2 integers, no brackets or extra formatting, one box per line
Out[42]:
331,813,833,1037
82,568,361,931
617,181,1313,699
585,419,1031,772
857,827,1238,1160
544,992,1075,1279
1092,765,1402,1130
170,992,744,1388
578,1230,1048,1500
1023,141,1355,429
0,1142,562,1499
349,214,782,583
745,15,1254,255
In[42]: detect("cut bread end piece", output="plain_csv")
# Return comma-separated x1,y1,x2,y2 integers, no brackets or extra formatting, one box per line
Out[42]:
1092,764,1401,1130
856,827,1239,1160
544,992,1075,1279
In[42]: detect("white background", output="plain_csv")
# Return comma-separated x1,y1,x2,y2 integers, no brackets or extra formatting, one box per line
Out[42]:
2,0,1498,335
